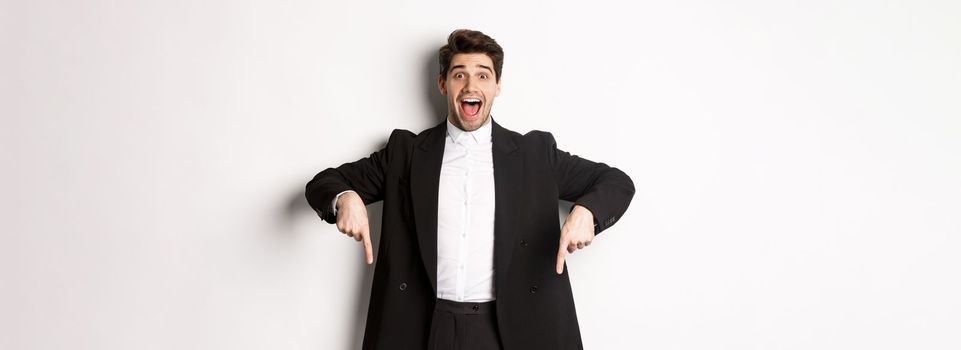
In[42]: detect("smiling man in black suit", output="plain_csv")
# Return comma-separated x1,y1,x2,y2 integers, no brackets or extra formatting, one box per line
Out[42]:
306,29,635,350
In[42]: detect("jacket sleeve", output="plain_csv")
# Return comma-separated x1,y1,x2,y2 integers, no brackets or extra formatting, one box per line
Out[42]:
305,131,399,224
545,132,636,235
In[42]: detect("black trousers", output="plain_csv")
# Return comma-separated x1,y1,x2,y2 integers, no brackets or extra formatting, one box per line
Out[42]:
427,298,504,350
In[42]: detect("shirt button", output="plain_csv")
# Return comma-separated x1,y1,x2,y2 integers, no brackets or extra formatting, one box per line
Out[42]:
530,285,538,294
520,240,528,247
399,282,407,291
472,305,480,312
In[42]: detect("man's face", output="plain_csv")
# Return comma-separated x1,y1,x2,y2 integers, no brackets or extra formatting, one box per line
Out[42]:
438,53,501,132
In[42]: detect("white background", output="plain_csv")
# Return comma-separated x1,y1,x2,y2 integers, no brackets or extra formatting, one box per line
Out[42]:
2,0,959,349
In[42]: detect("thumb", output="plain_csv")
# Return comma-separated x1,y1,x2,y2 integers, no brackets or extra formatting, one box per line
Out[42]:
362,226,373,265
556,237,567,275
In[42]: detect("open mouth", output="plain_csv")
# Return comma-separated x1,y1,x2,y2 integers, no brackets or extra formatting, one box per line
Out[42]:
460,98,482,118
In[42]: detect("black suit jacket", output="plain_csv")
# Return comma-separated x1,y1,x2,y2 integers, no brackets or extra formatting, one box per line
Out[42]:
305,120,635,349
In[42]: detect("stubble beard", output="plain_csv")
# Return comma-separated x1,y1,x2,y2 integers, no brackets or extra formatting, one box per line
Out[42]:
449,108,490,132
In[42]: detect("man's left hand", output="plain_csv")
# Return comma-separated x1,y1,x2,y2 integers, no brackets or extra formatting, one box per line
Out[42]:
556,204,595,274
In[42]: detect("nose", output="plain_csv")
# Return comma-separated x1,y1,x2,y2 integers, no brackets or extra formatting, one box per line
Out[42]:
463,76,477,92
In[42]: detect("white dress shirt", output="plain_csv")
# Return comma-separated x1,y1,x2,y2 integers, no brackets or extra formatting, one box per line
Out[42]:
436,118,496,302
332,118,497,302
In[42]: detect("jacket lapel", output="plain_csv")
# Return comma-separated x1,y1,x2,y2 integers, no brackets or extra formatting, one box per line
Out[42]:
491,120,521,298
409,119,521,298
410,121,446,294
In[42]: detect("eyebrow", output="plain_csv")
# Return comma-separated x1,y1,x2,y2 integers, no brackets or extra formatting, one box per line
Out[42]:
450,64,494,74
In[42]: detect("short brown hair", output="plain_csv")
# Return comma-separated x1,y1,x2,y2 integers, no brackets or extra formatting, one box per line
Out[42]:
438,29,504,82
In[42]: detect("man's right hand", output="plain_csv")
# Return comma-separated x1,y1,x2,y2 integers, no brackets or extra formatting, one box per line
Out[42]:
335,191,374,265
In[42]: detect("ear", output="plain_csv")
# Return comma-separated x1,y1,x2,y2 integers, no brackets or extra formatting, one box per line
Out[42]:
437,75,447,96
495,78,501,97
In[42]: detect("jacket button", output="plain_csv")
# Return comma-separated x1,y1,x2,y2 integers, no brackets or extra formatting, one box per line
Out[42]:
399,282,407,291
520,239,528,247
530,285,538,294
472,305,479,312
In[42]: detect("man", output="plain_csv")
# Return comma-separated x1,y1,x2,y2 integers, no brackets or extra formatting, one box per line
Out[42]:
305,29,634,350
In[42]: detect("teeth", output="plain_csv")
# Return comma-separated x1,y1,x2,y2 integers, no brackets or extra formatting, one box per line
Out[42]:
463,98,481,103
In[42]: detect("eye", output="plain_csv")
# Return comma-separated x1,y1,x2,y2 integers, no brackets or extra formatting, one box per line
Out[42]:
455,72,465,79
479,73,488,79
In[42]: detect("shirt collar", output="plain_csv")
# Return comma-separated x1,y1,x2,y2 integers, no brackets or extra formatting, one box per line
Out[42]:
446,116,493,145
